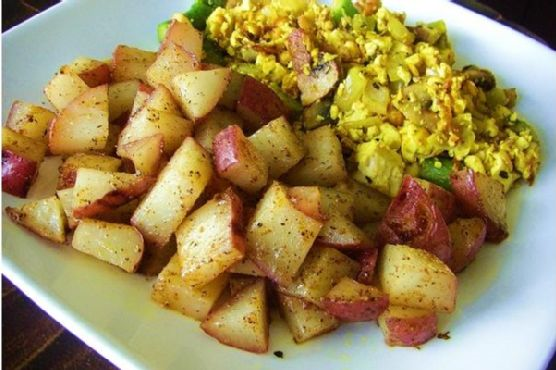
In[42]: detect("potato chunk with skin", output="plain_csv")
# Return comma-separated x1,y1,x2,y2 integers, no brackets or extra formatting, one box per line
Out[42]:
118,134,164,176
2,127,47,164
44,73,89,111
213,125,268,194
5,101,55,141
111,45,157,83
229,258,266,277
448,217,487,273
248,116,305,178
6,196,67,243
160,19,203,62
284,125,347,187
378,244,457,313
57,153,121,190
131,138,212,248
176,189,246,287
322,277,389,322
451,169,508,243
60,57,111,88
278,293,340,343
152,254,229,321
378,306,438,347
201,278,269,353
335,180,390,224
48,85,109,155
246,182,323,286
108,80,140,122
146,42,199,90
171,68,231,121
72,168,154,219
2,149,38,198
72,219,144,273
194,108,244,154
278,247,360,306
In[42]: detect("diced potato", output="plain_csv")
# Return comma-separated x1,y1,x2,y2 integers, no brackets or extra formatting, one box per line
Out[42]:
43,73,89,111
415,178,456,224
130,84,153,116
131,138,212,248
287,186,327,222
160,19,203,62
229,275,257,296
194,108,244,154
60,57,111,87
248,116,305,178
57,153,121,190
56,187,79,229
111,45,157,83
218,71,245,110
213,125,268,193
317,213,372,249
152,254,229,320
378,305,438,347
117,105,193,157
377,176,452,265
72,168,154,219
108,80,140,122
146,43,199,90
142,84,181,115
284,126,347,186
451,169,508,242
320,186,354,220
277,293,340,343
335,180,390,224
72,219,144,272
278,247,360,305
176,190,245,287
321,277,388,321
201,278,269,353
118,134,164,176
229,258,266,277
378,244,457,313
448,217,487,273
2,149,38,198
48,85,109,155
5,195,67,243
5,101,55,141
236,76,288,132
171,68,231,121
356,247,379,285
2,127,47,164
246,182,323,285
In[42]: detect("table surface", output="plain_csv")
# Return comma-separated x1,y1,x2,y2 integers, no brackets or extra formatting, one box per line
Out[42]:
2,1,556,369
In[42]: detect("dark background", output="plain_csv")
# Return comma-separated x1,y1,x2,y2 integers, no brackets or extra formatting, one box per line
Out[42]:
2,0,555,369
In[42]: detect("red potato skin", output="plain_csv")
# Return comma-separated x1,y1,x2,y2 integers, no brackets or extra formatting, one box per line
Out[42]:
356,247,379,285
287,186,327,222
382,312,438,347
73,176,155,219
450,169,508,243
289,29,312,73
421,181,456,223
2,149,37,198
79,63,111,88
448,217,487,273
377,175,452,265
213,125,245,174
322,291,388,322
236,76,288,132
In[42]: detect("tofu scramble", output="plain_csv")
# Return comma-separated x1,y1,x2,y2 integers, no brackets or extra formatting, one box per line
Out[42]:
205,0,540,196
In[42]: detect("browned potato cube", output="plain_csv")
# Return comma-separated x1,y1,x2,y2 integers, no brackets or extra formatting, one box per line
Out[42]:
201,278,269,353
378,244,457,313
152,254,229,320
111,45,157,83
378,305,438,347
5,101,55,141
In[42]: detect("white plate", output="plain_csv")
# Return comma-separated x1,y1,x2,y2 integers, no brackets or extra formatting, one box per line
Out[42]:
3,1,556,369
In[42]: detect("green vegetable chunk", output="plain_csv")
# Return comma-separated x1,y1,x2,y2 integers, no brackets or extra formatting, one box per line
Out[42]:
157,20,171,42
419,157,453,190
203,37,227,65
186,0,226,30
331,0,359,24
